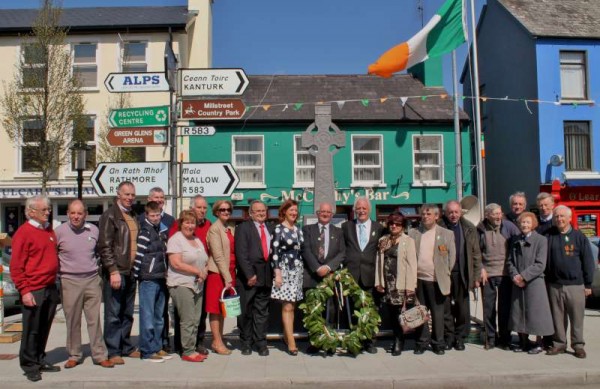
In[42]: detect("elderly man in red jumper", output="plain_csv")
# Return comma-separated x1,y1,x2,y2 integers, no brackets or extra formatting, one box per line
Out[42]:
10,195,61,382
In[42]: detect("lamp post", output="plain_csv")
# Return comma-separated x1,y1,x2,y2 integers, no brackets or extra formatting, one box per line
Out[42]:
71,142,90,200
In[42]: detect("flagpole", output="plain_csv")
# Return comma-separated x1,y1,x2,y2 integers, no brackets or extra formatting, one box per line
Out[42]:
468,0,486,214
452,50,463,201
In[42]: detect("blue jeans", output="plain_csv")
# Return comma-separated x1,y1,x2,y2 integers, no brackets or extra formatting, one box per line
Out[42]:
138,279,166,359
103,273,136,358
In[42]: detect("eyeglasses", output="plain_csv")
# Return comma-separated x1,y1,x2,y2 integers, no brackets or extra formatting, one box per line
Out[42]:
218,208,231,213
31,207,51,213
317,210,333,214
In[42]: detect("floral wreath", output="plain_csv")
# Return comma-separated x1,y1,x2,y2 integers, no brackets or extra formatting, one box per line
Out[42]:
299,268,381,355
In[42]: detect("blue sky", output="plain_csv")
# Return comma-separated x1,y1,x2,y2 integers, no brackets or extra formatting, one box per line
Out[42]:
0,0,485,95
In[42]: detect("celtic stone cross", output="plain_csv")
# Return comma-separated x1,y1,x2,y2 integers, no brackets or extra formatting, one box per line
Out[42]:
301,104,345,213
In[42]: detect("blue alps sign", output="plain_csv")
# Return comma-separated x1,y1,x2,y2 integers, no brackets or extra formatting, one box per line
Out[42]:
104,72,170,93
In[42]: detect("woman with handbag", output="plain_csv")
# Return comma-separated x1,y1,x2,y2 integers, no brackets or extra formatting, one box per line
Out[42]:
166,210,209,363
205,200,236,355
375,212,418,356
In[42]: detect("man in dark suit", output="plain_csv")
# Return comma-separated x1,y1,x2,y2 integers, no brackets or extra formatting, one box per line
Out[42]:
302,202,346,354
341,197,383,353
439,200,482,351
235,200,272,356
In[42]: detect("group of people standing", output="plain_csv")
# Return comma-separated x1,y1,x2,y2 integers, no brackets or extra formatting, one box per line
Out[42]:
8,182,597,382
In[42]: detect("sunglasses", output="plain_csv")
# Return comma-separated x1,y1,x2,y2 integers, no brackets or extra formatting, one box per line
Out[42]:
218,208,231,213
388,222,402,227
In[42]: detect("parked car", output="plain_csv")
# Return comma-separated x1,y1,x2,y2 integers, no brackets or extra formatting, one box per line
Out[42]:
1,245,21,312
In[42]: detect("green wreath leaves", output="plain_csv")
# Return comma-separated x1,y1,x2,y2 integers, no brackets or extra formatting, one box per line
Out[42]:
299,268,381,355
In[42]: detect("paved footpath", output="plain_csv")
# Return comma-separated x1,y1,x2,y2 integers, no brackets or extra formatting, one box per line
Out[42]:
2,303,600,388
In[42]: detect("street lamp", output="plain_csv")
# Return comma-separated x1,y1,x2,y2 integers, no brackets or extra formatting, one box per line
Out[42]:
71,141,91,200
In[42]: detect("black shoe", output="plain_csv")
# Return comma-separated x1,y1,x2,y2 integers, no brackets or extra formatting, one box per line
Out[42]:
195,345,209,355
432,346,445,355
39,363,61,373
257,346,269,356
413,346,425,355
391,340,403,356
25,372,42,382
496,342,511,351
511,344,525,353
364,344,377,354
326,349,335,356
444,340,453,351
306,345,320,355
287,349,298,356
454,340,465,351
241,345,252,355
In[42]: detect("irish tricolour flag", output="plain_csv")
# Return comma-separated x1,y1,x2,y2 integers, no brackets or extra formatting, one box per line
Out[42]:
368,0,466,78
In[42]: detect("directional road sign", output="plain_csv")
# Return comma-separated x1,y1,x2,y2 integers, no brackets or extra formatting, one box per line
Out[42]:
179,126,216,136
180,99,245,120
104,72,170,93
180,68,249,97
91,162,170,196
109,106,169,128
181,163,239,197
107,127,168,147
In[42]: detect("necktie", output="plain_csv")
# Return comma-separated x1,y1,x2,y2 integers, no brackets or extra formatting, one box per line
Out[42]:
359,223,368,251
318,225,326,260
260,224,268,261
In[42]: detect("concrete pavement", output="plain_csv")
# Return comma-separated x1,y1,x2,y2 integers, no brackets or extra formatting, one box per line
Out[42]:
2,303,600,388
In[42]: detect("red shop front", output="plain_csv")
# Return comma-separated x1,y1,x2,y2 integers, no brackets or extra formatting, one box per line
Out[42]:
540,179,600,237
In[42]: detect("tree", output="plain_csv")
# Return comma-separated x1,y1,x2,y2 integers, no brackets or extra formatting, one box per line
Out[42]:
0,0,86,194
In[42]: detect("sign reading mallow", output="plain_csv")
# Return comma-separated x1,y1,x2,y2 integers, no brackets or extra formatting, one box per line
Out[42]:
181,163,239,197
180,68,249,96
107,127,168,147
104,72,169,93
109,106,169,128
180,99,245,120
91,162,169,196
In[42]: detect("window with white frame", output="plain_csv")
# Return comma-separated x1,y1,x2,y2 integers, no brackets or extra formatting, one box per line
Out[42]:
352,135,383,185
232,136,264,186
22,44,46,89
564,121,591,171
21,117,44,172
121,41,147,72
71,115,97,171
560,51,587,100
413,135,444,184
73,43,97,88
294,135,316,187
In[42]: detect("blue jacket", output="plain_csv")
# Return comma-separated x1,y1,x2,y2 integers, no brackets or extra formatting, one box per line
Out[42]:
133,218,168,281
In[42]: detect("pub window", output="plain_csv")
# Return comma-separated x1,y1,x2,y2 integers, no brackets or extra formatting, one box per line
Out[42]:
232,135,264,187
351,135,384,186
413,134,444,185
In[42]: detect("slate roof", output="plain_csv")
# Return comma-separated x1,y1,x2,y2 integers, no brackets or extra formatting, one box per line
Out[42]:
0,6,188,34
497,0,600,38
219,75,467,123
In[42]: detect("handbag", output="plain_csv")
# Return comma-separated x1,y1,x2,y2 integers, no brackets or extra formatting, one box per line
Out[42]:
398,295,430,334
219,287,241,318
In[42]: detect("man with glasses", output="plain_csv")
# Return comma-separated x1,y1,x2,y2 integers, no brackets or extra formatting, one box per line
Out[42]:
10,195,61,381
302,202,346,354
168,195,211,355
235,200,273,356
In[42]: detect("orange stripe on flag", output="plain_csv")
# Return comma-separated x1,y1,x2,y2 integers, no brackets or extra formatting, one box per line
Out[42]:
368,42,410,78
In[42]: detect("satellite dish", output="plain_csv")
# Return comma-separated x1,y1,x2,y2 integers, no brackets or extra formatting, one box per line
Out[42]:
550,154,564,167
460,196,481,226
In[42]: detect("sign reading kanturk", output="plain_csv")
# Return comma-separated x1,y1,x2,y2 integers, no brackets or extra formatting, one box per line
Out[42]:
91,162,170,196
180,163,239,197
180,68,249,96
104,72,170,93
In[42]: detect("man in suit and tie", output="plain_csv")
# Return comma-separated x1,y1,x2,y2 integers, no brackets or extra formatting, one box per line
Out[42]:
302,202,346,354
409,204,456,355
235,200,272,356
341,197,384,353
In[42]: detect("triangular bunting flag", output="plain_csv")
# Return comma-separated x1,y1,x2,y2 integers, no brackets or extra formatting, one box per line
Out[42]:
440,94,448,99
380,97,388,103
262,105,271,111
293,103,304,111
361,99,370,107
282,104,289,111
400,97,408,106
421,96,428,101
336,101,346,110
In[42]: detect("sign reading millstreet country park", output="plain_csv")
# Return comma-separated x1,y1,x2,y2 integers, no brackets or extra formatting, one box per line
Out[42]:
180,99,245,120
109,106,169,128
107,127,168,147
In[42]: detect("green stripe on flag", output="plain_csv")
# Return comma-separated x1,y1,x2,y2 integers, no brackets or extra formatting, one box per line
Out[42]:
426,0,466,58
